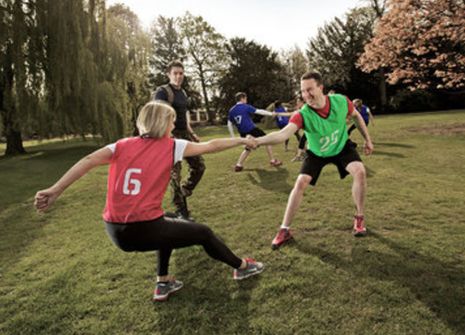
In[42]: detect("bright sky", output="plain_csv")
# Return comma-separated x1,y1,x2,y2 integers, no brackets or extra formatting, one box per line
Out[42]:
107,0,363,51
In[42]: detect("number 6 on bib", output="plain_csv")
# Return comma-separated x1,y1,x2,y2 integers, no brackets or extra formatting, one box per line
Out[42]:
123,168,142,195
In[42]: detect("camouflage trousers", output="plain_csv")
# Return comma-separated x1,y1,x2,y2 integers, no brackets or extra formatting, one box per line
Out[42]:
171,129,206,212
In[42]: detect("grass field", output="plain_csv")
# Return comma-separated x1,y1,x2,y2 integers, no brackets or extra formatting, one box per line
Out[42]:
1,110,465,335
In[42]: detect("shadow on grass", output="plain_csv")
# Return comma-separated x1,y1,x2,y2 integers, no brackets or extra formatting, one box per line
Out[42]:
19,145,97,162
0,142,99,277
372,150,406,158
0,144,98,211
246,168,293,195
365,165,376,178
375,142,416,149
369,141,416,159
0,203,48,271
295,231,465,335
154,249,260,334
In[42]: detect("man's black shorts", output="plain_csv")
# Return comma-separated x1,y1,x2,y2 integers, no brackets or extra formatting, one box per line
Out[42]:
300,140,362,186
239,127,266,138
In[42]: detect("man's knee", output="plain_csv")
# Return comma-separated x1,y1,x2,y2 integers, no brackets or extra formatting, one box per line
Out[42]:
348,162,366,180
295,174,312,191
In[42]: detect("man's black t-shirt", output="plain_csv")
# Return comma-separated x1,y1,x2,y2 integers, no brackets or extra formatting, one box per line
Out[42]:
154,84,188,130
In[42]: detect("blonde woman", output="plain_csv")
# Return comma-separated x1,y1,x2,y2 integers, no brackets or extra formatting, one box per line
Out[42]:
34,101,264,302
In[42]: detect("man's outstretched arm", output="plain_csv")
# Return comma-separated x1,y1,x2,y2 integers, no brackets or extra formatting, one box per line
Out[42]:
256,123,299,146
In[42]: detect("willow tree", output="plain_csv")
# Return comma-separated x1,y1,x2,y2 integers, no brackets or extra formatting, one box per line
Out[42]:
106,3,151,136
0,0,152,156
0,0,36,155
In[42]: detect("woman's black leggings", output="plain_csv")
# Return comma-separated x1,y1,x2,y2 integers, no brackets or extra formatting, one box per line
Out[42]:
105,216,242,276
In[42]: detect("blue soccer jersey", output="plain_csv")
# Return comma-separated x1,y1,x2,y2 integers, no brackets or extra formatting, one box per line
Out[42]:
358,105,370,124
228,103,257,134
275,106,289,128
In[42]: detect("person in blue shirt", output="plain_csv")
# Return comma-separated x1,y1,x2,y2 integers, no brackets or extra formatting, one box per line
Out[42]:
274,100,301,151
348,99,374,135
227,92,282,172
290,95,307,161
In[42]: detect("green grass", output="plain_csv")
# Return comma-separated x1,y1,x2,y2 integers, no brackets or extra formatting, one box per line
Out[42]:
1,110,465,335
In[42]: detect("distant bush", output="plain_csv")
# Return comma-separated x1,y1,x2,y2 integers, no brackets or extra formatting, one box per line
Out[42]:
388,89,440,113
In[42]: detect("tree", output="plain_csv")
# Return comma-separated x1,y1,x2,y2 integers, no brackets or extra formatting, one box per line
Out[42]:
147,15,201,110
178,12,228,123
106,4,151,135
280,46,309,96
359,0,465,90
1,0,152,156
306,7,380,101
217,37,291,122
148,16,186,89
365,0,388,110
0,0,34,154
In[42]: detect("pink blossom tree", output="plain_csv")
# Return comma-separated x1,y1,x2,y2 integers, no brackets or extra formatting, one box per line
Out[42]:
359,0,465,90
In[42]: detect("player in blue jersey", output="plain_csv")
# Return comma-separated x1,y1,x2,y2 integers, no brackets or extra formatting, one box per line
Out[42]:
274,100,301,151
348,99,374,135
227,92,282,172
291,95,307,161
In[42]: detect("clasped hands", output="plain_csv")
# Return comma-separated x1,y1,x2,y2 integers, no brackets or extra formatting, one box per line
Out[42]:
243,135,260,150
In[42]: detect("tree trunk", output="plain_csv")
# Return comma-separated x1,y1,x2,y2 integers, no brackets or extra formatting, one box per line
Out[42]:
2,96,26,156
4,127,26,155
199,73,214,125
1,41,26,156
378,68,387,112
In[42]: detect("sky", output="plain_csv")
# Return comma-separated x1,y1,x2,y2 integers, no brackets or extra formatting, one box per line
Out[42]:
107,0,363,51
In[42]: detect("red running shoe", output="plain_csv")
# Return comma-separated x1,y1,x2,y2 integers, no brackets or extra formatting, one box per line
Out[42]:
270,159,283,167
353,215,367,237
271,228,293,250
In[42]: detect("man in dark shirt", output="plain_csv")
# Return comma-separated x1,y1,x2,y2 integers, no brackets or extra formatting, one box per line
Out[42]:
154,60,205,219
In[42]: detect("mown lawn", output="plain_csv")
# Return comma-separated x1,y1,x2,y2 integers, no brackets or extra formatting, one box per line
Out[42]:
1,110,465,335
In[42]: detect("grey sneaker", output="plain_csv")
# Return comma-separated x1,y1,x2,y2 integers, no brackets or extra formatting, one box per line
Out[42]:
153,279,184,302
233,258,264,280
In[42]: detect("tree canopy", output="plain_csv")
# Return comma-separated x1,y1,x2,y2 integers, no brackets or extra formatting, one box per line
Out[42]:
2,0,464,156
217,38,291,120
306,7,380,101
359,0,465,90
0,0,150,155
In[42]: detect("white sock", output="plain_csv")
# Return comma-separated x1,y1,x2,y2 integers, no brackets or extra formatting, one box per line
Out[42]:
280,224,289,230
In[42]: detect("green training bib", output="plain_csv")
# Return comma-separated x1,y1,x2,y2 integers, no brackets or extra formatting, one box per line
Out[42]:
301,94,349,157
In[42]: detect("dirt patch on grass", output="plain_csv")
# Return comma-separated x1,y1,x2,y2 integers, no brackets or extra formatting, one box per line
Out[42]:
407,123,465,135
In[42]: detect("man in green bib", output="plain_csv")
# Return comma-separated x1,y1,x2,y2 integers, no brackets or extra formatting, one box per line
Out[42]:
256,71,374,249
